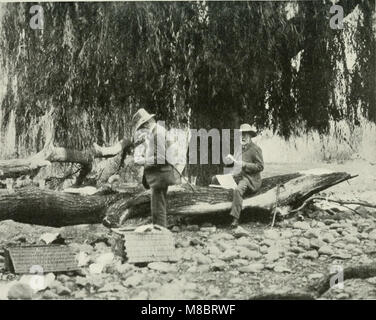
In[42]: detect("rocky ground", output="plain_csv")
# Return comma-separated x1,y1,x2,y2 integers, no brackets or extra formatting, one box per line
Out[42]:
0,160,376,300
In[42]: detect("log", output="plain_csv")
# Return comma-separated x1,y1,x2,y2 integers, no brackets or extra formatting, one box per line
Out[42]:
0,138,134,181
108,172,354,222
0,171,354,227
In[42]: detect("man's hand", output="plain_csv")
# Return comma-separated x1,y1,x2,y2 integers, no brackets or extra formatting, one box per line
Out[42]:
225,154,236,163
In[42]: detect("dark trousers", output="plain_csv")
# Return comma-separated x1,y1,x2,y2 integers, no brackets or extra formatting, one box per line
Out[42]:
151,186,168,227
211,175,254,220
230,178,250,219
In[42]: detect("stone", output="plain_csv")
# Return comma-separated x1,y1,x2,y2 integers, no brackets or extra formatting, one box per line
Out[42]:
304,229,320,239
343,235,360,244
368,229,376,240
148,262,177,273
211,233,235,241
123,274,143,287
293,221,310,230
273,265,292,273
56,285,71,296
302,250,319,260
289,246,303,254
264,229,280,240
318,245,334,256
171,226,180,233
219,250,239,261
89,263,105,274
298,238,310,250
332,252,352,260
207,245,222,256
95,252,115,266
238,247,261,260
238,263,265,273
308,273,324,280
280,230,294,239
186,225,200,232
310,238,326,250
209,261,227,272
322,233,336,243
193,252,212,265
265,251,279,263
7,282,34,300
233,226,249,238
42,290,59,299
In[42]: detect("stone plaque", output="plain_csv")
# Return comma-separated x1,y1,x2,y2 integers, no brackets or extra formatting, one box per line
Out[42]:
4,245,78,274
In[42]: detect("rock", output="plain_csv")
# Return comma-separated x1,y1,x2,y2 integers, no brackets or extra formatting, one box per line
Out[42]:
40,232,64,245
56,285,71,296
207,245,222,256
193,252,212,265
264,229,280,240
304,229,320,239
310,238,326,250
332,252,352,260
265,250,280,263
209,261,227,272
235,238,259,250
115,262,133,274
76,252,90,267
289,246,303,254
123,274,143,287
148,262,177,273
233,226,249,238
42,290,59,299
318,245,334,256
7,282,34,300
280,230,294,239
211,233,235,241
238,263,265,273
237,247,261,260
200,227,216,233
343,235,360,244
95,252,115,266
89,263,105,274
219,250,239,261
368,229,376,240
298,238,310,250
189,238,205,246
273,265,292,273
302,250,319,260
187,225,200,231
171,226,180,233
322,233,336,243
230,278,242,284
293,221,310,230
0,220,59,245
308,273,324,280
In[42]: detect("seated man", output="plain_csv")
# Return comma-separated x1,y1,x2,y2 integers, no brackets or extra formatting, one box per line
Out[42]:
213,123,264,227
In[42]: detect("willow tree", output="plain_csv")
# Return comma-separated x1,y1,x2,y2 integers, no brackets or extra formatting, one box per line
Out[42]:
0,1,374,185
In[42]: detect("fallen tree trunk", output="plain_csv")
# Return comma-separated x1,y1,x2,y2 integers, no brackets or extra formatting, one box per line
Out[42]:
0,139,134,181
0,171,353,227
107,172,354,222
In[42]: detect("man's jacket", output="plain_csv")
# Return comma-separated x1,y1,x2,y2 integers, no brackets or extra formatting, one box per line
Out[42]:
234,141,264,191
134,123,181,189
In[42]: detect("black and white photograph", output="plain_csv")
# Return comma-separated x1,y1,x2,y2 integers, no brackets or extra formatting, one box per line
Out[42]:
0,0,375,304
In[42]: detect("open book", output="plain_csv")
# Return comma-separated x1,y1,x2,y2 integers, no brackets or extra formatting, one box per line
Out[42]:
209,174,237,190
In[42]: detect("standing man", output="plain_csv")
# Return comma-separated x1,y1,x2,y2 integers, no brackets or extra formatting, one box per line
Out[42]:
132,108,180,227
222,124,264,227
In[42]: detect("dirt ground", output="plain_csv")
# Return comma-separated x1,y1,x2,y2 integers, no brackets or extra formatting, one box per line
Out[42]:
0,159,376,300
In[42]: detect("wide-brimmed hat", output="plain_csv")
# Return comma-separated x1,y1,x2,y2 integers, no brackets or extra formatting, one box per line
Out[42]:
132,108,155,132
239,123,257,137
